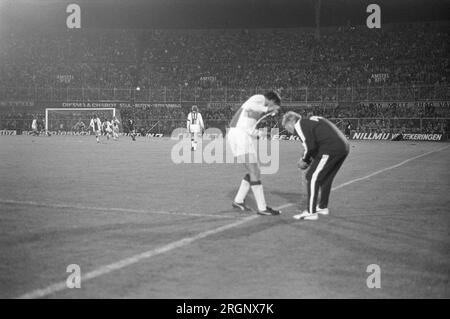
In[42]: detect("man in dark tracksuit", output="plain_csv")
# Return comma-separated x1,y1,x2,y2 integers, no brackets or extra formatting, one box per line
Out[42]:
282,111,349,220
128,118,137,141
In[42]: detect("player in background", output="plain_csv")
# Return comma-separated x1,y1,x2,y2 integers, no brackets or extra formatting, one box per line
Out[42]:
344,121,352,138
42,117,50,136
37,117,44,134
282,111,350,221
73,119,86,134
31,117,38,136
112,116,120,140
104,118,113,140
89,114,102,143
187,105,204,151
101,118,108,136
128,118,137,141
227,91,281,216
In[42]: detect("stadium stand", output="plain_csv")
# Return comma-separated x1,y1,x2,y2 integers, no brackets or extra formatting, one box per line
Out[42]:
0,22,449,136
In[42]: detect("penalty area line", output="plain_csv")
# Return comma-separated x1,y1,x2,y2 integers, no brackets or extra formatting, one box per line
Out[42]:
16,144,449,299
0,199,238,220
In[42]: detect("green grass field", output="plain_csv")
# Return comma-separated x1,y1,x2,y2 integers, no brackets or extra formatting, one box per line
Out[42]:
0,135,449,298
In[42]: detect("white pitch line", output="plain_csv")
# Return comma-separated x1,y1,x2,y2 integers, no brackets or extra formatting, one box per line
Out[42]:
275,203,295,210
0,199,237,220
332,144,450,191
277,144,450,211
17,214,259,299
16,144,449,299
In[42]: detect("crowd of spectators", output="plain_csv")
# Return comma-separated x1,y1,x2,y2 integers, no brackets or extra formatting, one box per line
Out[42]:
1,22,449,95
1,22,449,135
0,29,136,90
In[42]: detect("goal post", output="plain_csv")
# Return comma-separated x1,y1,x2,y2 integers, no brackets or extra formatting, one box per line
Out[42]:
45,108,121,133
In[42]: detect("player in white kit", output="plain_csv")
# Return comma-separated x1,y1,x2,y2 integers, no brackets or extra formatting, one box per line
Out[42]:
227,91,281,216
112,116,120,140
31,117,38,136
187,105,204,151
89,115,102,143
104,118,113,140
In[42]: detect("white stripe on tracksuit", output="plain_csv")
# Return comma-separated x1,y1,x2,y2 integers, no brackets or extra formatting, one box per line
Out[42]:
294,121,307,159
294,120,330,213
310,154,329,213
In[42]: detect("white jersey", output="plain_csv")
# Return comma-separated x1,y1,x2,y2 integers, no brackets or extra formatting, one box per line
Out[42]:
227,95,269,158
31,119,37,130
187,111,204,132
112,118,120,130
105,121,112,132
90,118,102,132
229,94,268,135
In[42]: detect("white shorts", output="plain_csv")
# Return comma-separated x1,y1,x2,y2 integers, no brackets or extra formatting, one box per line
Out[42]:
189,124,201,133
227,127,257,158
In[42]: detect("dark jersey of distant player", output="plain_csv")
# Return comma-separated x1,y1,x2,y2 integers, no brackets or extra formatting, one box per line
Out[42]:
128,119,135,131
93,119,100,131
344,122,351,136
294,116,349,163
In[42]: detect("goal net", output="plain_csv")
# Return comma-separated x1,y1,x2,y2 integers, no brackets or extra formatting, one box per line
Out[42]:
45,108,122,133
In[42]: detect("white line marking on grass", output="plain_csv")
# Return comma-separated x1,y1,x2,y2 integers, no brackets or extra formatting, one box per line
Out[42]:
276,203,295,210
0,199,237,220
332,145,450,191
279,144,450,211
17,214,259,299
16,145,449,299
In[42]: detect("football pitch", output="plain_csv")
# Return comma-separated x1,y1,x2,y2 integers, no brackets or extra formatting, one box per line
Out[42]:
0,135,449,298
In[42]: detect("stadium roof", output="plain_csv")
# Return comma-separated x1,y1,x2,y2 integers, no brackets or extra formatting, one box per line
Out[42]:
1,0,449,30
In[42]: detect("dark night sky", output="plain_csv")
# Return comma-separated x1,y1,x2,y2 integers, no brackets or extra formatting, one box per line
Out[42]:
1,0,449,30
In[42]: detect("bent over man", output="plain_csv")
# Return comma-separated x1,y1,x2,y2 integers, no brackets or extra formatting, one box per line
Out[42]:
282,111,349,220
227,91,281,216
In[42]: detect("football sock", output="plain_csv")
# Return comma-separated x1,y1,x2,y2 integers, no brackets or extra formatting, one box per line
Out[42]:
251,181,267,211
234,174,251,203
